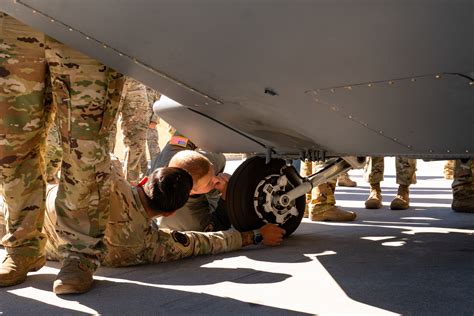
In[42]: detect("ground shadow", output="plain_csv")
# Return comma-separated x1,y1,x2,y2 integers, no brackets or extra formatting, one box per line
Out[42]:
291,215,474,316
0,275,308,315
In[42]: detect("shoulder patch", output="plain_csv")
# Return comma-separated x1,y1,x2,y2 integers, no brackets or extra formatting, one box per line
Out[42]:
171,231,190,247
169,135,189,148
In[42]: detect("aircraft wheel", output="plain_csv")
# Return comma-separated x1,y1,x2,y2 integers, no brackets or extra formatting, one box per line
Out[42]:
226,156,305,237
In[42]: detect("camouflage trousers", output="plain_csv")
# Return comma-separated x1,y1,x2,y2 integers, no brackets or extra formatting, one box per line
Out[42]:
0,14,124,269
44,120,62,183
444,160,455,179
139,126,160,175
109,78,149,184
364,157,417,186
0,196,5,241
452,159,474,200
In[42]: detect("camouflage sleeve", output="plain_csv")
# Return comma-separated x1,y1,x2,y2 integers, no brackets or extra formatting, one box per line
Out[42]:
148,229,242,263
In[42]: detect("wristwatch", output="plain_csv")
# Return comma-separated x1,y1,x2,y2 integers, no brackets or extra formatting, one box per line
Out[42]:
253,229,263,245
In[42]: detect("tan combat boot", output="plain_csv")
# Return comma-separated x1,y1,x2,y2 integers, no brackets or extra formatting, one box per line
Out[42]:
0,254,46,287
365,183,382,209
337,173,357,187
53,259,94,295
390,184,410,210
452,187,474,213
310,206,357,221
309,183,356,221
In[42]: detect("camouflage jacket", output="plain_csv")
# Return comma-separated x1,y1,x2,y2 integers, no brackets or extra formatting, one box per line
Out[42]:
31,157,242,267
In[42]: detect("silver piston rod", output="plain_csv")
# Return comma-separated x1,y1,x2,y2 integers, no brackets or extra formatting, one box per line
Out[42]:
278,157,366,207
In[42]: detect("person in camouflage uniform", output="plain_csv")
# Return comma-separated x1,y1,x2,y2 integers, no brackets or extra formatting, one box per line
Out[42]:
364,157,417,210
0,13,124,294
444,160,455,180
109,77,149,184
300,160,356,222
0,157,286,266
139,87,161,174
451,159,474,213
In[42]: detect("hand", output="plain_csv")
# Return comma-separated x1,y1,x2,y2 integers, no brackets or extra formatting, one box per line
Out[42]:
214,173,231,200
260,224,286,246
148,121,157,129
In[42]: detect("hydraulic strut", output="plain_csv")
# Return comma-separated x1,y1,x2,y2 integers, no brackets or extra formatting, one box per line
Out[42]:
278,157,366,207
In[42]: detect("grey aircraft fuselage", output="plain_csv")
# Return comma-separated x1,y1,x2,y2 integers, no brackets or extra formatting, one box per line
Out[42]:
2,0,473,160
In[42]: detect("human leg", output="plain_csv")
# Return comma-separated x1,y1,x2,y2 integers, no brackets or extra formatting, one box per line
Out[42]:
390,157,417,210
451,159,474,212
0,13,48,286
46,37,124,293
364,157,384,209
120,79,149,184
444,160,455,180
309,162,356,221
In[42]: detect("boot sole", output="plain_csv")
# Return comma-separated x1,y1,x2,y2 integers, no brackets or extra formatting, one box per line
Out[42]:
53,281,93,295
365,204,382,209
452,206,474,213
390,206,409,210
310,215,357,222
0,275,28,287
390,200,409,210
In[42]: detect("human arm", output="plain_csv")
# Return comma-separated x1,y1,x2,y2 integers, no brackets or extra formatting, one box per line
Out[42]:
153,223,286,263
241,223,286,247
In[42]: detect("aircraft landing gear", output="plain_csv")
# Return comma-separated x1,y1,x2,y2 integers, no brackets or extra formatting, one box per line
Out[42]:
226,157,305,237
226,156,366,236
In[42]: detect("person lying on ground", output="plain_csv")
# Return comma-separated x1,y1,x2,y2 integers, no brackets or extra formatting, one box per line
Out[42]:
0,156,285,270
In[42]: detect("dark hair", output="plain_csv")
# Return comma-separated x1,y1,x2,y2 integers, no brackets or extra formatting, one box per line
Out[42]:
143,167,193,215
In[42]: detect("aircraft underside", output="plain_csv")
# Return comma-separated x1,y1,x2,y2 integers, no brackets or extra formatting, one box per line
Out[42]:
2,0,473,233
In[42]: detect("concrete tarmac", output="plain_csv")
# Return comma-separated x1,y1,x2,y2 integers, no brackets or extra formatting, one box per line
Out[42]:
1,158,473,315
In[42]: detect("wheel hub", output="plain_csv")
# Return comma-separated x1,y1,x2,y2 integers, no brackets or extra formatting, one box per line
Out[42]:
253,174,300,225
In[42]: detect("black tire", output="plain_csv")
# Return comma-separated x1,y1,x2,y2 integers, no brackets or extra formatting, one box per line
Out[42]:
226,156,305,237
